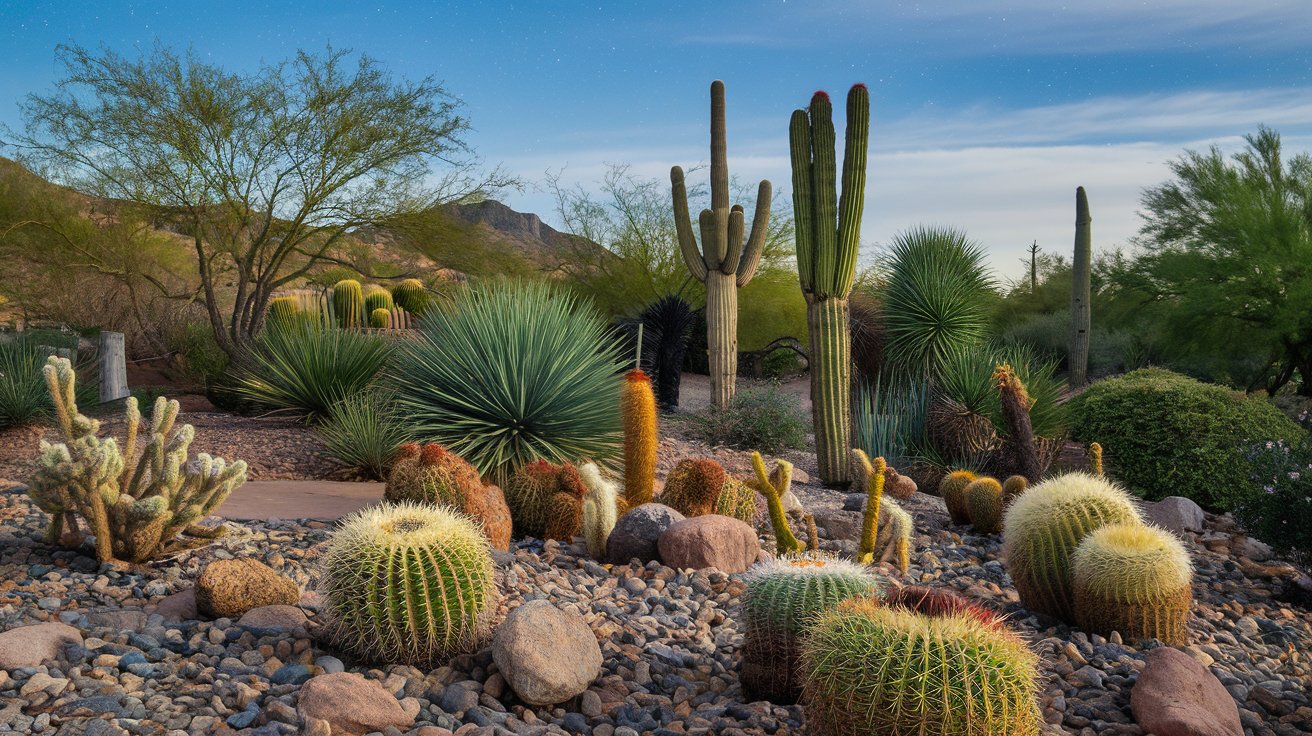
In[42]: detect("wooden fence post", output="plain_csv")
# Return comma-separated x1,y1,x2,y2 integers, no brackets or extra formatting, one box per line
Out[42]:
99,331,129,403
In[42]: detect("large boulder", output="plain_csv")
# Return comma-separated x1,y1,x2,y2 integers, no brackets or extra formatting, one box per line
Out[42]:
1130,646,1242,736
195,558,299,619
492,600,602,706
1145,497,1206,534
0,623,82,670
605,503,685,565
297,672,415,735
153,588,199,622
657,514,759,573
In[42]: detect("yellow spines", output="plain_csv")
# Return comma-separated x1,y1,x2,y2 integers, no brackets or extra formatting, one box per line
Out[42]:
1089,442,1104,476
753,451,804,555
965,477,1004,534
853,449,888,565
939,470,977,525
621,369,658,508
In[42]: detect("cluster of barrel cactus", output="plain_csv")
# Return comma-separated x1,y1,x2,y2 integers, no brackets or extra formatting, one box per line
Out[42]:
504,460,587,541
939,469,1029,535
385,443,512,550
27,357,247,563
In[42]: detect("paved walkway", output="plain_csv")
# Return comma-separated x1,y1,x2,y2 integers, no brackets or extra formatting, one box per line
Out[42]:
216,480,384,521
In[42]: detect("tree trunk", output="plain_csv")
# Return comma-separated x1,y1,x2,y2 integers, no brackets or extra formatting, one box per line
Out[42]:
808,296,852,485
1069,187,1092,389
705,271,738,410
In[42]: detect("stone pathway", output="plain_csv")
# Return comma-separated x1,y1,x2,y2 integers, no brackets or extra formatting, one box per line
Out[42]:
215,480,384,521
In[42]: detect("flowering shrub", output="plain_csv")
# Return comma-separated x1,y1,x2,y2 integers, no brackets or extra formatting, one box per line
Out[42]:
1236,440,1312,566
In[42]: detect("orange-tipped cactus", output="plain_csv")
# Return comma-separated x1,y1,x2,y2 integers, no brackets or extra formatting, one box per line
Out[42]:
621,369,658,508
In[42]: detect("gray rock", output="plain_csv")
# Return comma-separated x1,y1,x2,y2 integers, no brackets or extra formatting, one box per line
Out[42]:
238,605,309,632
1145,496,1206,534
813,509,863,540
605,503,685,565
492,600,601,706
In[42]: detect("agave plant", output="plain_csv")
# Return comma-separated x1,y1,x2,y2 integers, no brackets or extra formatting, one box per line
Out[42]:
882,226,993,380
391,280,623,486
317,389,416,479
0,337,96,428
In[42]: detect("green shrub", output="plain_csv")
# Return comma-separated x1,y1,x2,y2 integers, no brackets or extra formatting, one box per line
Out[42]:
1236,439,1312,566
168,322,231,387
0,337,56,427
235,319,391,420
1068,368,1302,510
691,385,807,454
391,280,623,486
317,390,415,479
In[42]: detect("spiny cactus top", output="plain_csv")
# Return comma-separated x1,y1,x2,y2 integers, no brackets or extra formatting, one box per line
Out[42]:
1072,522,1192,603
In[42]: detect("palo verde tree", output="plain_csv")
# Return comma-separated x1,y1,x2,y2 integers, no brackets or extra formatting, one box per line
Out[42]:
1,44,507,359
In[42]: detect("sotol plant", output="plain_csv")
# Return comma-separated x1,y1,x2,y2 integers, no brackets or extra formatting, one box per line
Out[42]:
671,80,771,409
1072,522,1192,645
1002,472,1144,622
621,369,658,508
580,462,619,559
790,84,869,485
801,599,1041,736
28,357,246,563
319,502,497,666
741,553,883,704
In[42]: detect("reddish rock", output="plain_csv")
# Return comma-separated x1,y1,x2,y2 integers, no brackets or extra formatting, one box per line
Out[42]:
657,514,759,573
153,588,198,622
297,672,414,735
1131,646,1242,736
0,623,81,670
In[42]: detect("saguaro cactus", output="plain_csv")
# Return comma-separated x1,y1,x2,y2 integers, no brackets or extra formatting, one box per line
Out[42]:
790,84,869,485
671,80,772,409
1070,186,1092,389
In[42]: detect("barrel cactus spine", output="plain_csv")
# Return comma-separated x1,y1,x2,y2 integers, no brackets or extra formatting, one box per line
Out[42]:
579,462,619,559
332,279,365,329
752,451,805,555
791,84,869,485
966,477,1005,534
621,369,658,508
671,80,772,409
318,502,498,666
1071,522,1192,644
939,469,977,525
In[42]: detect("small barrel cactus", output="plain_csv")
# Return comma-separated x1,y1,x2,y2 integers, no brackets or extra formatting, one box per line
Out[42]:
966,477,1004,534
332,279,365,329
939,470,977,525
385,444,511,550
621,369,658,508
1002,474,1028,508
661,458,727,518
1002,472,1144,622
267,296,301,325
714,476,759,525
369,307,391,329
318,502,498,666
741,553,883,704
801,599,1042,736
391,277,430,316
1072,523,1192,644
580,462,619,559
504,460,585,540
364,284,394,315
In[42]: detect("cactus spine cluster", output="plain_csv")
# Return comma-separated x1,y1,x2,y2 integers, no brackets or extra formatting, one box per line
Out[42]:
741,553,883,704
332,279,365,329
580,462,619,559
939,470,977,525
1072,523,1192,644
791,84,869,485
504,460,586,541
1070,186,1092,389
319,502,497,665
800,599,1041,736
752,452,805,555
385,444,512,550
966,477,1005,534
1002,472,1144,621
27,357,246,563
671,80,772,410
621,369,658,508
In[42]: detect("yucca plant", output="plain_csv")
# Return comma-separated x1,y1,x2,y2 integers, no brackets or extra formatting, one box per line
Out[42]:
317,389,415,479
0,337,59,427
853,375,929,471
881,226,993,380
390,281,623,486
235,318,391,419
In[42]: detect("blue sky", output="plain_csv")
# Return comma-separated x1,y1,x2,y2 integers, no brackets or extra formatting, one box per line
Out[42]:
2,0,1310,277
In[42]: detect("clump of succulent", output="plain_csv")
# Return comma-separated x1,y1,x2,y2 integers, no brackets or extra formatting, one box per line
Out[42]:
752,452,805,555
1002,472,1144,621
503,459,586,541
715,476,759,525
27,357,246,563
1072,522,1192,644
333,279,365,329
661,459,728,518
318,502,497,666
742,553,883,704
391,278,430,315
966,477,1005,534
1002,474,1028,508
800,598,1041,736
939,470,977,525
385,443,512,550
621,369,658,508
885,585,1002,629
579,462,619,558
364,284,394,316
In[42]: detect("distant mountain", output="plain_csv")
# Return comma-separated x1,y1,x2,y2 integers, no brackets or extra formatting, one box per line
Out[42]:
440,199,610,269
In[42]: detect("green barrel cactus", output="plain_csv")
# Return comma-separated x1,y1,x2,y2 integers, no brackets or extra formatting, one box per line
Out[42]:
1002,472,1144,622
391,278,430,316
364,284,394,315
671,80,772,410
267,295,301,325
939,470,977,525
801,600,1041,736
369,307,391,329
790,84,869,485
714,476,758,525
1072,522,1192,644
741,553,883,704
332,279,365,329
965,477,1004,534
319,502,497,665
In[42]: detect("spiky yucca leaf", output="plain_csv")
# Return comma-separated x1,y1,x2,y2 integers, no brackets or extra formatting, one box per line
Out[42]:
236,318,390,419
392,281,622,485
1072,522,1192,644
318,390,415,479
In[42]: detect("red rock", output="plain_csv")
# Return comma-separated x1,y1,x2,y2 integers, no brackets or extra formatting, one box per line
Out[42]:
0,622,81,670
1131,647,1242,736
297,672,414,735
657,514,759,573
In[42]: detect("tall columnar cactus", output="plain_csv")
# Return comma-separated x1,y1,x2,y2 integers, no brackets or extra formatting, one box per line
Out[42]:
621,369,658,508
966,477,1005,534
319,502,497,665
1089,442,1104,476
671,80,772,410
385,444,512,550
391,278,430,316
1069,186,1092,389
790,84,869,485
1071,522,1192,644
1002,472,1144,622
994,363,1042,482
853,449,886,565
333,279,365,329
939,470,977,525
742,553,883,704
27,357,246,563
752,452,805,555
801,600,1042,736
580,462,619,559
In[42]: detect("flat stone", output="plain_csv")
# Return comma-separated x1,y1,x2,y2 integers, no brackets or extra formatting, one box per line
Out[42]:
0,622,82,670
238,605,309,632
152,588,198,622
297,672,414,735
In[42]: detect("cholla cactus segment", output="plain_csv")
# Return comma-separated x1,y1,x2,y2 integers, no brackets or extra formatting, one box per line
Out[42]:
580,462,619,558
319,502,497,665
1002,472,1143,622
1072,523,1192,644
800,600,1042,736
966,477,1005,533
27,357,246,563
939,470,977,525
741,552,883,703
752,452,804,555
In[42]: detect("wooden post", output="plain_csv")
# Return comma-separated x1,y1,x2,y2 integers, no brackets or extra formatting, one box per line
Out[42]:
98,331,129,403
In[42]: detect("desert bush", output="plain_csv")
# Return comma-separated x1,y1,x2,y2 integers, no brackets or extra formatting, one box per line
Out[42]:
0,337,57,428
853,377,929,472
1235,439,1312,566
690,385,807,454
1068,368,1302,510
234,318,391,420
317,390,415,479
166,321,231,388
392,280,622,486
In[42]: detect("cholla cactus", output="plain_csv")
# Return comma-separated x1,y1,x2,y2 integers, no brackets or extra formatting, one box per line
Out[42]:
853,449,886,564
27,357,246,563
580,462,619,558
1072,523,1192,644
938,470,977,525
852,449,912,573
966,477,1005,534
752,452,804,555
